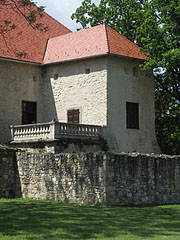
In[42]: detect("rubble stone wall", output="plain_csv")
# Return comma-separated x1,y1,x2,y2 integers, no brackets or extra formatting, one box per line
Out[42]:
0,147,21,198
16,152,106,203
106,153,180,205
2,149,180,205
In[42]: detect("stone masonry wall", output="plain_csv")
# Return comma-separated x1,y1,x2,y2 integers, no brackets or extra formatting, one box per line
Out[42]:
106,153,180,205
0,147,21,198
2,149,180,205
16,152,106,203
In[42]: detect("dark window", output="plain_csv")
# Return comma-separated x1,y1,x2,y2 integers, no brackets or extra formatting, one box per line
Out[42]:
22,101,37,124
126,102,139,129
54,74,58,80
67,109,80,124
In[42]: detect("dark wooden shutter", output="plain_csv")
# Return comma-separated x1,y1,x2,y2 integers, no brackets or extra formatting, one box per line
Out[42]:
67,109,79,124
73,109,79,123
67,110,73,123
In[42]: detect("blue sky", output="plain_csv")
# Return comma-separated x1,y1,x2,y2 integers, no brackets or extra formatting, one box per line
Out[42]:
36,0,100,31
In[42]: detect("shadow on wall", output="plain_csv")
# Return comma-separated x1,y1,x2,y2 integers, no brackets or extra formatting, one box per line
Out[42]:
43,154,103,203
42,153,104,203
41,68,58,122
44,58,106,78
18,152,105,203
0,148,22,198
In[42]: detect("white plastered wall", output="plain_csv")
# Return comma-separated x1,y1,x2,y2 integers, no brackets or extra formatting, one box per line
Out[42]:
42,57,107,126
107,56,159,153
0,60,43,143
0,56,159,153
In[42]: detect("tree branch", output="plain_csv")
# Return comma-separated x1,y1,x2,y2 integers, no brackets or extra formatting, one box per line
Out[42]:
154,74,180,102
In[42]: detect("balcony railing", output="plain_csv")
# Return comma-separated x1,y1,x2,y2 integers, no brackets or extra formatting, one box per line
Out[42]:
10,121,106,142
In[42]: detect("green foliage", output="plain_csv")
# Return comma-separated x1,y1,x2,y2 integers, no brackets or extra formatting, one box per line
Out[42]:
0,20,16,34
15,50,27,58
72,0,180,154
71,0,147,44
155,92,180,155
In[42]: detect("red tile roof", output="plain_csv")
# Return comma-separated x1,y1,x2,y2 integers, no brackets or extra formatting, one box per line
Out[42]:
0,2,146,65
44,24,146,64
106,25,146,60
0,0,71,63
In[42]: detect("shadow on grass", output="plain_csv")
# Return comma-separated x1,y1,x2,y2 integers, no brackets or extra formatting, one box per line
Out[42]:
0,199,180,239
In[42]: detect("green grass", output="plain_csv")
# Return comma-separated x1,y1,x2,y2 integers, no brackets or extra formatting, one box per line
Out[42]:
0,199,180,240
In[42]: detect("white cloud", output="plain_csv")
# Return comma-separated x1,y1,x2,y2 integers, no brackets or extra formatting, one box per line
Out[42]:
36,0,100,31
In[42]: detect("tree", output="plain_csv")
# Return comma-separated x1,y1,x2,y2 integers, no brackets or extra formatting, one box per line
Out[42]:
72,0,147,44
155,89,180,154
0,0,46,35
72,0,180,154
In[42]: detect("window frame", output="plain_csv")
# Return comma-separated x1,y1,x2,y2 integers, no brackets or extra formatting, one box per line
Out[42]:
67,109,80,124
126,102,139,129
22,101,37,125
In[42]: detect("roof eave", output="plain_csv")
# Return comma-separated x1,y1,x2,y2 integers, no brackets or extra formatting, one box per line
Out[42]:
108,53,146,62
0,57,42,65
0,52,146,66
43,52,146,66
43,53,110,66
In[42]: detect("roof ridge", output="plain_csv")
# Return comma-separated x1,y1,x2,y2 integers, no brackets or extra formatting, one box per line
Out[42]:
104,24,110,53
48,29,77,42
48,24,105,42
42,39,49,63
106,24,140,49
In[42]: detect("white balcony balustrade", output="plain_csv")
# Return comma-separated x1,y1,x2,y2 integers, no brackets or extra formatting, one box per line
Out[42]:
10,121,106,142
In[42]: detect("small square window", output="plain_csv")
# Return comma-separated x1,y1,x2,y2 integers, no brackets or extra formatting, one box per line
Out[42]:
124,67,130,74
133,67,138,77
126,102,139,129
85,68,90,74
54,74,58,80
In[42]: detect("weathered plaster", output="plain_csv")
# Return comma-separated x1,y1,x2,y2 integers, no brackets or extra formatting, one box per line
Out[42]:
0,60,43,143
107,56,159,153
42,57,107,126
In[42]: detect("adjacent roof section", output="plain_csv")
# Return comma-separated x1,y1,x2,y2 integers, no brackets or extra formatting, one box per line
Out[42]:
0,1,71,63
0,2,146,65
44,24,146,64
106,25,146,60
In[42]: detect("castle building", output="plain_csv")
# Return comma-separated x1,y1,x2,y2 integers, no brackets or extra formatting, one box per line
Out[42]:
0,1,159,153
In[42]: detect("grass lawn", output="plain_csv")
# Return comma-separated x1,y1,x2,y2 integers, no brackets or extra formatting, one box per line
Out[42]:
0,199,180,240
